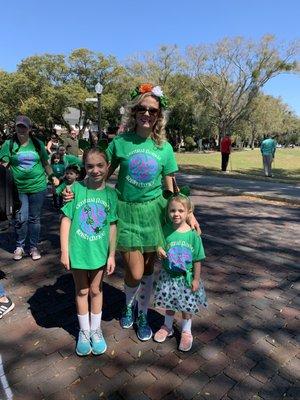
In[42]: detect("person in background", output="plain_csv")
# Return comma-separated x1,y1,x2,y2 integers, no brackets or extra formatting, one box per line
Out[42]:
51,152,65,179
260,134,277,177
0,283,14,319
46,133,60,154
197,136,203,152
51,153,66,209
220,133,232,172
56,164,80,200
64,130,80,157
57,146,82,170
89,131,100,148
0,116,59,260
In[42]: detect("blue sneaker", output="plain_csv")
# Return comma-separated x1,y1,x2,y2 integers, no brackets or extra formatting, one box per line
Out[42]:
76,329,91,356
91,328,107,355
137,311,152,341
120,304,134,329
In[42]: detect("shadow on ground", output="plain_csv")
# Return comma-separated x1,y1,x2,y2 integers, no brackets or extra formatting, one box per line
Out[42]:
0,195,299,399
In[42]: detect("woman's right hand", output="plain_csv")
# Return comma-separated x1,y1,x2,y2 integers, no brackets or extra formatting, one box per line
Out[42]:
60,251,70,270
62,186,74,202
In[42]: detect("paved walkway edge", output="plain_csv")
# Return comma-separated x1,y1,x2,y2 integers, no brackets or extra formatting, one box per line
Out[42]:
190,185,300,205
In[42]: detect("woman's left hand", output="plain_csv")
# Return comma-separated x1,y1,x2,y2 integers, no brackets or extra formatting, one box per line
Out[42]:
187,212,202,234
106,256,115,275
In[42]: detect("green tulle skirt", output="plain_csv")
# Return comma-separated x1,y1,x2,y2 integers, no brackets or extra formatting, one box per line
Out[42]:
117,195,167,253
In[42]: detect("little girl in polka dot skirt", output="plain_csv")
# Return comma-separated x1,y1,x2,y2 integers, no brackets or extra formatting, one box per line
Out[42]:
153,190,207,351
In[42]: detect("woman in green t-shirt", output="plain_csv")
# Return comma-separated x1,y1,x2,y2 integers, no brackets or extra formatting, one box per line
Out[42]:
0,115,59,261
106,84,200,342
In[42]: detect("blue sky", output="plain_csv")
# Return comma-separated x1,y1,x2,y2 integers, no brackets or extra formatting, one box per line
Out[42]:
1,0,299,114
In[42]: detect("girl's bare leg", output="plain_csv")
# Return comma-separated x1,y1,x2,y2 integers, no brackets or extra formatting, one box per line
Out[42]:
72,270,90,315
89,268,105,314
122,250,144,286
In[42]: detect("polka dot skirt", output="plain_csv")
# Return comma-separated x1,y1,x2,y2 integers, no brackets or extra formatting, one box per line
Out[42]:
154,269,207,314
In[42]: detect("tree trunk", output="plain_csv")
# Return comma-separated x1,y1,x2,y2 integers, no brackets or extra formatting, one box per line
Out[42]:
250,129,257,150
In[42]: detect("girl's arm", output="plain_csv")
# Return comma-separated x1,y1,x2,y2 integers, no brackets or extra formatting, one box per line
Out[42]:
60,216,71,270
191,261,201,292
46,141,52,154
107,222,117,275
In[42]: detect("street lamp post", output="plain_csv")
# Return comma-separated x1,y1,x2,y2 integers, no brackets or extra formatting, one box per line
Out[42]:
95,82,103,138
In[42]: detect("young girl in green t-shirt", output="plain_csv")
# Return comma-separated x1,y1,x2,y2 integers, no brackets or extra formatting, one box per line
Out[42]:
60,148,118,356
154,192,207,352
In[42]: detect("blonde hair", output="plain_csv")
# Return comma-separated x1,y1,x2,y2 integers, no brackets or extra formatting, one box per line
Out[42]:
168,195,194,214
120,92,167,146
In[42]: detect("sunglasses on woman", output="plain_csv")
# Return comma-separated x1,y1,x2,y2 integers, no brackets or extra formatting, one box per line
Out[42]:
134,106,160,116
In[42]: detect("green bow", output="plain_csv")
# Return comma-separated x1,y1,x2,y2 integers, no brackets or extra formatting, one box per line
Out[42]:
163,185,190,200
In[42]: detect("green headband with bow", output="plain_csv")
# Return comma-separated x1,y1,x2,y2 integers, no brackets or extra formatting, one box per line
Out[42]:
163,177,190,200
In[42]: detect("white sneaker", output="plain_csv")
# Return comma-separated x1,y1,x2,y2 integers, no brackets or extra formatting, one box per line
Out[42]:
30,247,41,261
13,247,25,261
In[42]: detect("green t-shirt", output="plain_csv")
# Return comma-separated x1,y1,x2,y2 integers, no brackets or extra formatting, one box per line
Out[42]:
52,163,65,178
260,138,277,156
56,181,68,196
63,154,82,168
106,132,178,202
162,224,205,286
0,139,49,193
61,181,118,270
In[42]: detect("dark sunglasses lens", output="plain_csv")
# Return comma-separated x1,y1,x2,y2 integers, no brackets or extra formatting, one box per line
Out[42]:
136,106,159,115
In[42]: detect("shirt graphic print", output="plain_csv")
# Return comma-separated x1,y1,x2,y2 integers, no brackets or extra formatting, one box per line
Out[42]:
61,182,118,270
77,199,107,239
126,150,160,188
17,151,39,170
167,244,193,274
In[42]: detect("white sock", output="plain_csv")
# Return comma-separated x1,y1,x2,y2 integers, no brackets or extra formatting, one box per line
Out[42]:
182,318,192,333
90,312,102,331
138,274,154,315
77,313,90,331
164,314,174,331
125,283,140,307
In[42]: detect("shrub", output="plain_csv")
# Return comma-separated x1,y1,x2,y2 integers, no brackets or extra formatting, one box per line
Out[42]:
185,136,196,151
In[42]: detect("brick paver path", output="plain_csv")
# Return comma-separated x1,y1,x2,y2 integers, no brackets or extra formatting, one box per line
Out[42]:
0,189,299,400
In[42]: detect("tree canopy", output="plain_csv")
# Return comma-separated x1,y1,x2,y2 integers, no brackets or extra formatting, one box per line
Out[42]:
0,36,299,144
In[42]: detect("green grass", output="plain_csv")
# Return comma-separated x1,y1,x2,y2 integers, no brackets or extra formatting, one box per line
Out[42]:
176,148,300,183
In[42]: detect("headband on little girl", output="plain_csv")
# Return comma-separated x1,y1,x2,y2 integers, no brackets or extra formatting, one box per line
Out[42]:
130,83,169,109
